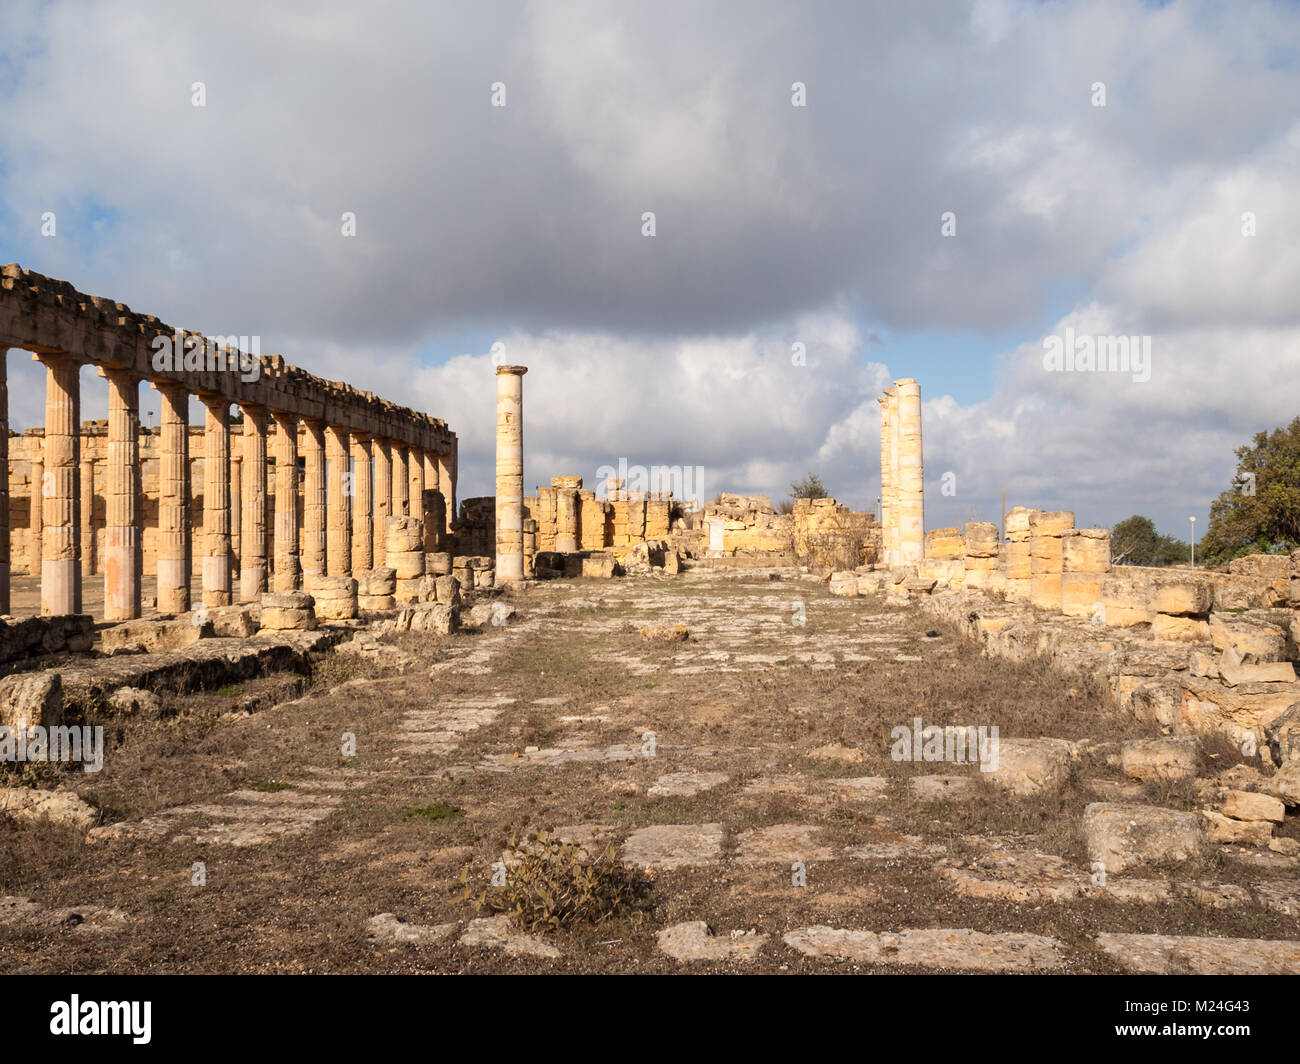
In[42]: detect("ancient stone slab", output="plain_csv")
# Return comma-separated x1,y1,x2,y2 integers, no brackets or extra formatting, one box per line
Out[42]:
1095,932,1300,974
1083,803,1202,873
366,913,457,944
783,926,1063,971
459,916,560,959
647,771,729,797
622,823,723,869
1120,737,1199,782
985,738,1072,795
734,823,835,864
656,921,767,964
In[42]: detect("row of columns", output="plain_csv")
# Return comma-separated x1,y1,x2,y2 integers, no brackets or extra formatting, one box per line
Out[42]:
876,377,924,567
1,348,454,620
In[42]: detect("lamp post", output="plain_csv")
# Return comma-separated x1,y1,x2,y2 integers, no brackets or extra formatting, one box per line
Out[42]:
1190,516,1196,568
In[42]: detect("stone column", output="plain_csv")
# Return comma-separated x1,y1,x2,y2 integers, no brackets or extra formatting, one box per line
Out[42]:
325,425,351,576
0,350,8,615
895,378,924,566
271,411,300,591
495,365,527,583
154,382,190,614
392,445,409,518
555,489,578,553
79,457,95,577
350,434,373,573
877,392,891,568
28,449,43,579
302,419,326,588
36,354,80,616
372,438,391,567
200,397,232,607
437,447,454,533
448,437,458,531
230,449,242,577
409,446,425,530
240,406,269,601
103,369,142,620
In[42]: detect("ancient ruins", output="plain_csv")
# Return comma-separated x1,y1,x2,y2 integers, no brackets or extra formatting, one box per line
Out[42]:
3,267,1300,976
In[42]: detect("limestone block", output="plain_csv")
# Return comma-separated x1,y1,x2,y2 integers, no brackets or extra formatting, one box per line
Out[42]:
1208,614,1288,663
1218,651,1296,687
260,591,317,631
829,572,859,597
453,568,474,592
386,515,425,554
1060,573,1102,618
1003,507,1038,539
1101,573,1151,626
358,595,396,612
208,605,259,638
1148,579,1213,617
1201,810,1273,846
474,568,495,589
394,602,458,635
0,672,63,733
1264,704,1300,766
1120,738,1200,782
1030,574,1063,611
427,552,452,576
1003,541,1032,580
1266,762,1300,805
583,553,615,579
963,522,999,559
1029,536,1063,574
985,738,1073,795
433,575,460,607
1028,510,1075,536
1221,789,1285,823
395,577,422,603
1083,803,1202,874
1061,529,1110,572
311,576,358,620
389,549,425,580
358,567,397,597
924,527,964,559
1151,614,1210,642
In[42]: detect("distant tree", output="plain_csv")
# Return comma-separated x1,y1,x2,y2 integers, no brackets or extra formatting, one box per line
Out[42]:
1200,417,1300,565
790,473,828,500
1111,514,1191,567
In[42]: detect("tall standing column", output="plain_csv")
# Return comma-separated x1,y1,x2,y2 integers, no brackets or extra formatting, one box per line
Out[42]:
896,378,924,565
886,386,900,566
437,446,454,533
495,365,527,583
271,411,300,591
0,349,8,615
372,438,391,567
79,457,95,576
154,382,190,614
28,449,43,579
302,419,326,588
325,425,351,576
448,436,458,531
240,406,269,601
36,354,80,616
200,397,232,607
103,369,142,620
408,446,425,530
392,445,409,518
877,393,891,567
230,450,242,578
350,434,372,573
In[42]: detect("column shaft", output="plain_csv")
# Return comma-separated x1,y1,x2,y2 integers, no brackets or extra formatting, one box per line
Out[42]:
103,369,142,620
28,451,43,578
437,448,454,533
350,435,373,572
201,398,232,607
271,411,300,591
325,425,351,576
372,439,391,567
155,383,190,613
240,406,268,601
302,420,326,587
392,445,409,518
37,354,80,615
0,350,8,614
896,378,924,565
495,365,527,582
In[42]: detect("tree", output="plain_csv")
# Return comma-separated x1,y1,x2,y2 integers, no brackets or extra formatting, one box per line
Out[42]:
1111,514,1192,567
1200,417,1300,565
790,473,828,500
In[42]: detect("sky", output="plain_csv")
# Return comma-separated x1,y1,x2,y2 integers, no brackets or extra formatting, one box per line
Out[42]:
2,0,1298,539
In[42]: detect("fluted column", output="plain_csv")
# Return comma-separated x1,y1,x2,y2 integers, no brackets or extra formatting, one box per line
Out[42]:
79,456,96,577
392,445,409,518
408,446,425,530
240,406,268,601
437,447,454,533
271,411,300,591
154,382,190,614
28,450,43,578
325,425,351,576
103,369,141,620
350,434,372,572
200,397,232,607
36,354,80,616
372,438,391,567
896,378,924,565
302,419,326,588
0,350,8,614
495,365,527,583
230,449,242,576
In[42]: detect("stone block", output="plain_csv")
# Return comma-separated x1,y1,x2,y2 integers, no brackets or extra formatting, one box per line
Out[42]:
1083,803,1202,874
0,672,63,733
1120,737,1200,782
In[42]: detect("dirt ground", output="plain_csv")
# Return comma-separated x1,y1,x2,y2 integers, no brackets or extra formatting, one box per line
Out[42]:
2,569,1299,973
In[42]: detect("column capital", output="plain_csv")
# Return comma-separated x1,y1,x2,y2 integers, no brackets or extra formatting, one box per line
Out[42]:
496,364,528,376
